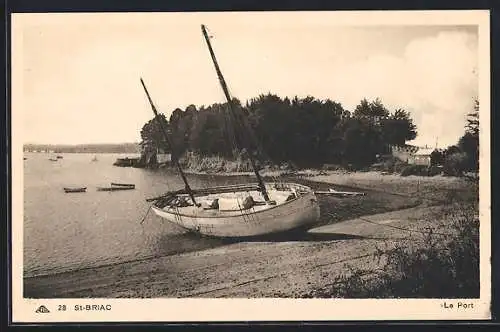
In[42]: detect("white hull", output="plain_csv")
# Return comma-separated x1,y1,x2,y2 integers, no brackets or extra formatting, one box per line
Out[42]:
151,182,321,237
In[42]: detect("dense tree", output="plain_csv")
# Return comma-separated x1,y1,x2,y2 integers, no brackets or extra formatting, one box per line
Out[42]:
186,103,234,158
381,109,418,146
139,113,170,153
139,95,419,169
353,98,390,119
444,145,461,156
341,118,384,168
430,149,445,166
246,94,294,164
458,99,479,171
441,98,480,175
465,99,480,136
244,94,347,167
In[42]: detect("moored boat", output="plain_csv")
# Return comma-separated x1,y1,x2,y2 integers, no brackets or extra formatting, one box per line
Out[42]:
64,187,87,193
97,187,134,192
97,183,136,191
110,182,135,189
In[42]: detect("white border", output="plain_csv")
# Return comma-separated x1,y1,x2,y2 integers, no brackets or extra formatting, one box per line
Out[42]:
11,10,491,322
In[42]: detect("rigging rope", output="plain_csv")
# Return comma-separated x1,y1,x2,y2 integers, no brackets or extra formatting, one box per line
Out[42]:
220,101,284,190
140,205,153,225
350,215,456,237
236,197,249,224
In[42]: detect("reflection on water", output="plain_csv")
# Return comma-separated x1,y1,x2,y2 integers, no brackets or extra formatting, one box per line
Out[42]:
23,153,253,277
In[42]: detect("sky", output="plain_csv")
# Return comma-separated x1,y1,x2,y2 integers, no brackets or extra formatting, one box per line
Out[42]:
13,12,480,148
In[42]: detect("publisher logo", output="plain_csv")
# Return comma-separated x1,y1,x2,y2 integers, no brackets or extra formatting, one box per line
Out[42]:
35,305,50,313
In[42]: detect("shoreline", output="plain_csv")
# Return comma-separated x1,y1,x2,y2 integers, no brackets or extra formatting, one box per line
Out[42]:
23,171,474,298
23,204,459,298
184,168,469,198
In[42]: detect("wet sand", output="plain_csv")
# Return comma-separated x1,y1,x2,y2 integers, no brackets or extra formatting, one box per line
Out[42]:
24,206,446,298
24,173,468,298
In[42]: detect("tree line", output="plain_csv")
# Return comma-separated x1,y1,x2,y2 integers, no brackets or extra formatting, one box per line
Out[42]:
430,99,479,174
140,94,417,169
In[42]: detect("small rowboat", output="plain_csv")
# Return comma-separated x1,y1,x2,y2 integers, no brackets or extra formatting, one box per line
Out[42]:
97,183,136,191
64,187,87,193
110,182,135,189
97,186,135,191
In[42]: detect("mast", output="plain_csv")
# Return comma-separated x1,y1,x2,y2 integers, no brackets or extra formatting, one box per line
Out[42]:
140,78,198,206
201,24,270,202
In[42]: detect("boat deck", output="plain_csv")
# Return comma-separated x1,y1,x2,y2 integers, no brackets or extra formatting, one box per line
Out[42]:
157,188,298,218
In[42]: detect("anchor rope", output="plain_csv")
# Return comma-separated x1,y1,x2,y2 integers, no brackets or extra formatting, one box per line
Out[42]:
354,215,456,237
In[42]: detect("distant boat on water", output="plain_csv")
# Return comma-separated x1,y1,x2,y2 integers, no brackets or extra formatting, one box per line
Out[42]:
110,182,135,188
56,155,63,159
97,182,136,192
48,152,59,161
91,155,98,162
64,187,87,193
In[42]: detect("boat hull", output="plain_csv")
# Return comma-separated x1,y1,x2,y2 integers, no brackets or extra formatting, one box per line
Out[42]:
151,183,321,237
97,187,135,192
64,187,87,193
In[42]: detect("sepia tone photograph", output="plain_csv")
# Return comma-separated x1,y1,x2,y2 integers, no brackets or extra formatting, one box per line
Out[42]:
11,10,490,322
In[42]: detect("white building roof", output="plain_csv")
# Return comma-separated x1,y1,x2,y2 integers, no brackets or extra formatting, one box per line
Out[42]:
414,147,434,156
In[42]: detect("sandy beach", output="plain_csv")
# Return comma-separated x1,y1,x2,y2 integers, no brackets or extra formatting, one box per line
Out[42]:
24,171,472,298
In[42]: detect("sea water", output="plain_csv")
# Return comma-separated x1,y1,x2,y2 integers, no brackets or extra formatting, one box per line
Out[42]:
23,153,251,277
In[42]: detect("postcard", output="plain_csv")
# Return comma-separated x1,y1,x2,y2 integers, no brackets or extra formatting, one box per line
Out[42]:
11,10,491,323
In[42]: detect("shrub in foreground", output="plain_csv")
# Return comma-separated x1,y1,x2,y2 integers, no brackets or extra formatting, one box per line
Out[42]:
310,198,479,298
443,152,468,176
400,164,428,176
399,164,443,177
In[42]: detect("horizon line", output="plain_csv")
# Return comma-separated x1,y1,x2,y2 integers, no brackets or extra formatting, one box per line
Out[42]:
23,142,140,146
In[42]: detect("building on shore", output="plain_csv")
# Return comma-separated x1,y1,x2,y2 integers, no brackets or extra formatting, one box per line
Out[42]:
390,144,436,167
157,151,171,165
390,144,419,163
408,147,434,166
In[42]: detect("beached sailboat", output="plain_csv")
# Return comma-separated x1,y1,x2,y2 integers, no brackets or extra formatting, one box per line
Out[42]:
141,24,320,237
